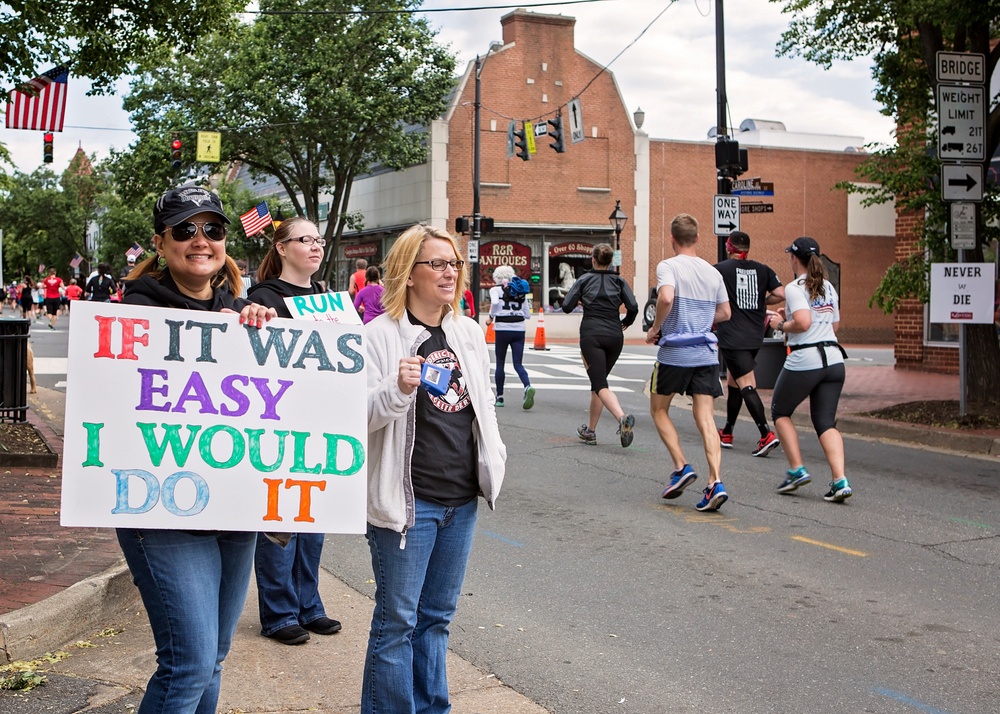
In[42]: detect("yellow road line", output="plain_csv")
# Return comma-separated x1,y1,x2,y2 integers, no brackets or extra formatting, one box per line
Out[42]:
791,535,868,557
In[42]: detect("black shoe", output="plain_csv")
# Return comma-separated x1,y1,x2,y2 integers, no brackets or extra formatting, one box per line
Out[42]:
266,624,311,645
303,617,342,635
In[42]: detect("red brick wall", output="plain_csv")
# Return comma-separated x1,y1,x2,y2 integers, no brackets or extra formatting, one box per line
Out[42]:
645,142,895,343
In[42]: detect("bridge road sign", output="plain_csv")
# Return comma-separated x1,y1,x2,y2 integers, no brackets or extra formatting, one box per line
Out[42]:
713,195,740,236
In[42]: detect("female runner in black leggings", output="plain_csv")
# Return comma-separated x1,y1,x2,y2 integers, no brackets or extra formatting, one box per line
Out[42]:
561,243,639,447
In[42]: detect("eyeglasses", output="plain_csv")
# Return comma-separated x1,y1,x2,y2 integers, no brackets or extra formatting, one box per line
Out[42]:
168,221,228,242
281,236,326,247
414,259,464,272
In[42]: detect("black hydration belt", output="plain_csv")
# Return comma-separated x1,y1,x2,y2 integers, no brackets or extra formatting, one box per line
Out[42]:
787,341,848,368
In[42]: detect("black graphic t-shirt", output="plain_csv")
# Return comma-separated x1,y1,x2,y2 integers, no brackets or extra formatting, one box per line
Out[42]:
408,314,478,506
714,258,781,350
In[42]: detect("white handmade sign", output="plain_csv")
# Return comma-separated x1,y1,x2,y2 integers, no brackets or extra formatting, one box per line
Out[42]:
929,263,995,324
283,290,362,324
60,301,367,533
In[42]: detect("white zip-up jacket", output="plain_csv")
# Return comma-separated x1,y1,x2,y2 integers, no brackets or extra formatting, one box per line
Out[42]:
365,307,506,536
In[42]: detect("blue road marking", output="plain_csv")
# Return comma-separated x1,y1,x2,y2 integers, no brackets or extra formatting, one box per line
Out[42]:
874,688,953,714
479,530,525,548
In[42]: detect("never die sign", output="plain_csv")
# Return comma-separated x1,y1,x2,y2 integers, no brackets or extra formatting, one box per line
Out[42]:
60,301,367,533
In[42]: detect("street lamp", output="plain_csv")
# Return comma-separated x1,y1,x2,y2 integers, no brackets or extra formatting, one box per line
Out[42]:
609,199,628,274
470,41,503,322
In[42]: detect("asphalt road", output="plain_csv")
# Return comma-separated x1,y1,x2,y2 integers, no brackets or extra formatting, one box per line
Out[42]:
21,313,1000,713
325,343,1000,714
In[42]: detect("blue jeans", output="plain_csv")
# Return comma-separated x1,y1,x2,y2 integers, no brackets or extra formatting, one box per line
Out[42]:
361,498,479,714
254,532,327,636
116,528,256,714
494,330,530,396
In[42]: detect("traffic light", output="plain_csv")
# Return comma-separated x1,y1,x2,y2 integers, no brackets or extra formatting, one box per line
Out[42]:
513,122,530,161
43,132,53,163
170,136,183,171
455,217,470,234
548,112,565,153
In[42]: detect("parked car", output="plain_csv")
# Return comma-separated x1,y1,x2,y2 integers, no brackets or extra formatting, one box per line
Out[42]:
641,288,657,332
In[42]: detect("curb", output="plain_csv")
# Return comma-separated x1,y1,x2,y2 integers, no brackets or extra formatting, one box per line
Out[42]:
835,414,1000,456
0,561,137,663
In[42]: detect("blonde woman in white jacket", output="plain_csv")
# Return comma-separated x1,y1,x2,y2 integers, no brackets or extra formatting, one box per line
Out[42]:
363,223,506,714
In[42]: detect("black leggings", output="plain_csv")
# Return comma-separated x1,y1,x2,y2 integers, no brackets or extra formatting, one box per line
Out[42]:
770,363,845,436
580,332,623,392
494,330,530,395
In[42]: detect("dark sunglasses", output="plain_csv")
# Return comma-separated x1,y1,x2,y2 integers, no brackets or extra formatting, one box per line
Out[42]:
168,221,228,242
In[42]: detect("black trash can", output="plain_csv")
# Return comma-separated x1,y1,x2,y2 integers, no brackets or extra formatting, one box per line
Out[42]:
754,338,787,390
0,319,30,423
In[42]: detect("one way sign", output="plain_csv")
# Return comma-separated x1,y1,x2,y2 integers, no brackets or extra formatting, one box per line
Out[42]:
713,195,741,236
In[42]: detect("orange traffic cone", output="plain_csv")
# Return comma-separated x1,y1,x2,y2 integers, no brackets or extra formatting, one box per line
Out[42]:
485,320,495,344
532,306,549,351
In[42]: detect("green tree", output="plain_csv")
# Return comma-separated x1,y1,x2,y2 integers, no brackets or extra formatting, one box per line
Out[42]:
0,169,79,277
123,0,456,285
774,0,999,408
0,0,241,92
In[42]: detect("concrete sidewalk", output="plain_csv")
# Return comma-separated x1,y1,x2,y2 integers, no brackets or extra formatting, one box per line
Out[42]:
3,338,998,712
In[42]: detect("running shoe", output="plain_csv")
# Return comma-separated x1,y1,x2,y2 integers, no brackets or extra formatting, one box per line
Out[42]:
661,464,697,499
495,396,504,407
618,414,635,448
576,424,597,445
823,478,853,503
695,481,729,511
718,429,734,449
777,465,811,494
751,431,780,457
523,385,535,410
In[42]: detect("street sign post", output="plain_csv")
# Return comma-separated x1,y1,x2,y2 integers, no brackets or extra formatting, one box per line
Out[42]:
941,164,983,202
713,195,740,236
937,84,985,161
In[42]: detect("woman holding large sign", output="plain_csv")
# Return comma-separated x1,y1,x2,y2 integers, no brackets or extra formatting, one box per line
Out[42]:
244,217,343,645
363,224,506,714
119,187,276,714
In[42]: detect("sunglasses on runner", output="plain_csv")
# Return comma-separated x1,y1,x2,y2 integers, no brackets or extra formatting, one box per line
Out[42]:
168,221,228,242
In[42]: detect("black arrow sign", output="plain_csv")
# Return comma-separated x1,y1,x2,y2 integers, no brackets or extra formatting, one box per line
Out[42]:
947,173,978,191
716,221,737,231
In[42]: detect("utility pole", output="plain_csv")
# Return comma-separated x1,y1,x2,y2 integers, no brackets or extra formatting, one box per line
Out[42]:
470,54,485,323
715,0,730,264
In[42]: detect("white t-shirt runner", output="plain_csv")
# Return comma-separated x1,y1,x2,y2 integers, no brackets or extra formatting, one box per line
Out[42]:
783,276,843,371
655,254,728,367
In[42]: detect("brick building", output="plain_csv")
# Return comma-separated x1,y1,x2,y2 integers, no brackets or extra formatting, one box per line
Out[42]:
318,10,897,343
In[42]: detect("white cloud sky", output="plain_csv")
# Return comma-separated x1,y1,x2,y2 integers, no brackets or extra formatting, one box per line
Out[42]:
1,0,896,173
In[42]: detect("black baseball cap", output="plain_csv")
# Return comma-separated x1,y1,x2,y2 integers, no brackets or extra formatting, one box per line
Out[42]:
154,188,231,231
785,236,820,258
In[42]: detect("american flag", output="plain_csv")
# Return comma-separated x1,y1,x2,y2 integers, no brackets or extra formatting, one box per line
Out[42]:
125,243,144,261
5,66,69,132
69,253,83,269
240,201,272,237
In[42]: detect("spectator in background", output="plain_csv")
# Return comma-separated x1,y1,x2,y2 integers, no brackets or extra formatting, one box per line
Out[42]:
121,253,137,281
348,257,368,297
236,259,255,299
353,265,386,324
462,288,476,318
